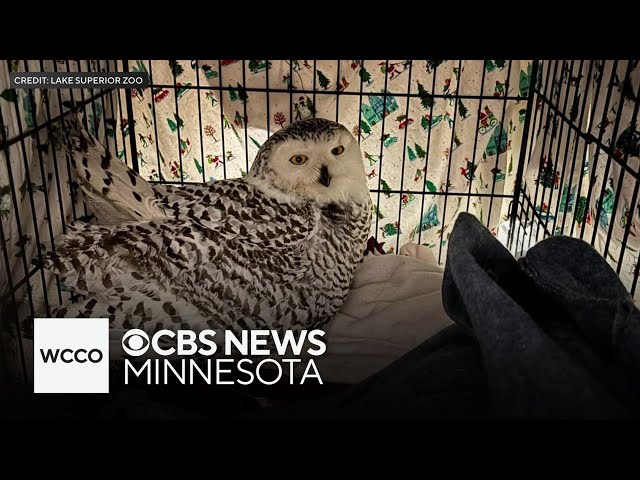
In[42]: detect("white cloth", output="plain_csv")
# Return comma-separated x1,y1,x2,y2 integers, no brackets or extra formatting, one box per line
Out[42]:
310,243,452,384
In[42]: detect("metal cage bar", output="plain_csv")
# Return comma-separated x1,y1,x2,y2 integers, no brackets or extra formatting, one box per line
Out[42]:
416,62,439,246
3,59,640,388
438,60,464,264
0,59,123,384
511,59,640,295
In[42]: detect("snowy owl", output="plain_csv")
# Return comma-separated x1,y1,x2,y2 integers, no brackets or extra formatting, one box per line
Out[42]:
46,117,372,339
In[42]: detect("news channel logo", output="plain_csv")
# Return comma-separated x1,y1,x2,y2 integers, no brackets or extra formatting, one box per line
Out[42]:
33,318,109,393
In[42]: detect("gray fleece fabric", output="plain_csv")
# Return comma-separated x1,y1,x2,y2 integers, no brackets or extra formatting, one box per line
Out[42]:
442,213,640,419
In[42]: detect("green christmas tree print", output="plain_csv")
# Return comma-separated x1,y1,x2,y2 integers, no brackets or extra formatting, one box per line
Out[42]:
417,82,434,110
305,97,316,116
537,157,556,188
131,60,148,77
407,146,416,161
425,180,437,193
381,179,393,197
194,158,203,174
426,60,445,73
167,113,184,132
415,143,427,159
458,99,469,119
236,83,248,103
169,61,184,78
415,204,440,235
317,70,330,89
575,196,588,224
360,66,372,84
0,89,17,103
559,185,576,213
614,123,640,158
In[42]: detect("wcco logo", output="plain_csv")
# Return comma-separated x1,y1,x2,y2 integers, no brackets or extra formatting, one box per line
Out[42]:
34,318,109,394
40,348,104,364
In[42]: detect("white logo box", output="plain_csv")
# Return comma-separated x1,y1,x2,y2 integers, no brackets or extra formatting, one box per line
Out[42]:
33,318,109,394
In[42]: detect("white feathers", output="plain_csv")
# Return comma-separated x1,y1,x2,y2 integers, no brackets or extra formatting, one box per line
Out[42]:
62,114,168,224
48,117,372,337
245,126,371,205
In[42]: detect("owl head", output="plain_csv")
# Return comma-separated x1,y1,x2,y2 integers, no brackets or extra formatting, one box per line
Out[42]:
246,118,370,205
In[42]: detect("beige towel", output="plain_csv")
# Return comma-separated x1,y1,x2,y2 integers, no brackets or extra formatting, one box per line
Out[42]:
307,243,452,384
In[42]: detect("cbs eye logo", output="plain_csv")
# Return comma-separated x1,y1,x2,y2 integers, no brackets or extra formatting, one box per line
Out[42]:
121,329,150,356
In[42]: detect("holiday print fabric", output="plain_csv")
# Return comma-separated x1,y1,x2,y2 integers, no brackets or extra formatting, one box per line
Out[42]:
1,60,535,327
125,60,530,263
523,60,640,294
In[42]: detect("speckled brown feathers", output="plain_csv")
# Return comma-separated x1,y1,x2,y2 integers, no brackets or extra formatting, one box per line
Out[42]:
46,116,372,337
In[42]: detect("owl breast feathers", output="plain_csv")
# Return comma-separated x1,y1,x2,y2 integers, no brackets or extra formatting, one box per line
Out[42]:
46,116,372,337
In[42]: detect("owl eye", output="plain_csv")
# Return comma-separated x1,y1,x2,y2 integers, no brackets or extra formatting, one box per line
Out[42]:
331,145,345,155
289,155,308,165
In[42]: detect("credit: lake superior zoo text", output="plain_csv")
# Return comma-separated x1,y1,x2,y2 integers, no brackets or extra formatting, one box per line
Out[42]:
10,72,149,89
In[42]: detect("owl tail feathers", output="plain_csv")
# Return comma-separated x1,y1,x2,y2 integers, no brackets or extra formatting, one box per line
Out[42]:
42,226,165,319
61,113,168,224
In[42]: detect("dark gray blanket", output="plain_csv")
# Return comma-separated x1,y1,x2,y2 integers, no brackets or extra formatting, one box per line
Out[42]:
257,213,640,419
442,213,640,419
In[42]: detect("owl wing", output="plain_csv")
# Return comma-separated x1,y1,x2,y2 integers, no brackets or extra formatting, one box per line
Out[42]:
61,114,166,225
45,179,319,329
158,179,321,248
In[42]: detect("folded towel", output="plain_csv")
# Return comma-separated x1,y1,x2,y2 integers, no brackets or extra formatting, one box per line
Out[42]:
308,243,452,384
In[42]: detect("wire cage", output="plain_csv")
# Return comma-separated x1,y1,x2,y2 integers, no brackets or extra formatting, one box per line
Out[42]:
510,60,640,293
1,59,639,386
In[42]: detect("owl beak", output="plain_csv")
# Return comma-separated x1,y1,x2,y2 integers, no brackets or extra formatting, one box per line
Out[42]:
318,165,331,188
